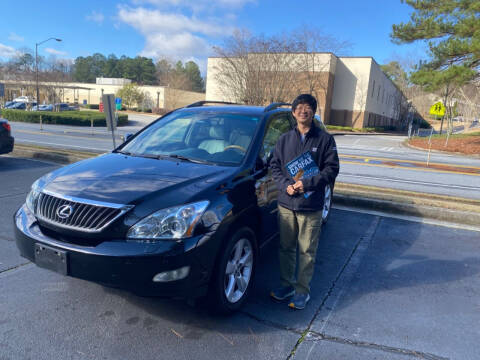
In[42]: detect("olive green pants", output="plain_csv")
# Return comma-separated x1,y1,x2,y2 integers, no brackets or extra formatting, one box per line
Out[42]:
278,205,322,294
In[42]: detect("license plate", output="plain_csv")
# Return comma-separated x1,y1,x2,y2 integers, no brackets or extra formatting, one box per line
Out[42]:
34,243,68,275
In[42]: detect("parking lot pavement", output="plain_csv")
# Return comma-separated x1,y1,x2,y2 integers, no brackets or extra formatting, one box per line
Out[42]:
1,156,480,360
301,218,480,360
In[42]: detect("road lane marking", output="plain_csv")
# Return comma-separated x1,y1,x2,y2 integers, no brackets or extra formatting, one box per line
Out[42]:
340,160,480,177
14,129,121,142
341,154,480,169
338,173,480,192
17,139,108,152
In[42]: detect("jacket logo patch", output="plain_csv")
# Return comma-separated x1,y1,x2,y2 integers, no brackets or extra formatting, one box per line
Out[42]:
312,147,318,152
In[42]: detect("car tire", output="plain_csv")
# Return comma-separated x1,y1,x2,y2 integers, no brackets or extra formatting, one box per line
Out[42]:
322,183,333,224
209,227,257,314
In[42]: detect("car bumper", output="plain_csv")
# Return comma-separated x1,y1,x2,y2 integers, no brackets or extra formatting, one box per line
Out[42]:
0,136,14,154
14,204,214,298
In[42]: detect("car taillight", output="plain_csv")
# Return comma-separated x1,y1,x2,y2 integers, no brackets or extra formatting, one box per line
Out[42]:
2,123,11,132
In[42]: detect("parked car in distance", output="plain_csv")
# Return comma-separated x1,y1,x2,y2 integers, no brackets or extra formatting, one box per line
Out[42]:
55,103,75,111
14,101,335,313
32,104,54,111
0,118,14,154
5,102,27,110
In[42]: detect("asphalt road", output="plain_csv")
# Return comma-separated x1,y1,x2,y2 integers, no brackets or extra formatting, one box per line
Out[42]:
1,156,479,360
335,134,480,199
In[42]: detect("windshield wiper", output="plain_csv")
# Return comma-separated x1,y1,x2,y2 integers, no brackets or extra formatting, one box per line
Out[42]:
116,151,164,160
167,154,209,164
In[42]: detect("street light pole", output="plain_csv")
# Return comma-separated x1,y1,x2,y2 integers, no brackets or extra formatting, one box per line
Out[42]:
35,37,62,106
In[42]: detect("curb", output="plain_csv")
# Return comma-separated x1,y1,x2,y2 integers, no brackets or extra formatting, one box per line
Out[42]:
8,144,480,228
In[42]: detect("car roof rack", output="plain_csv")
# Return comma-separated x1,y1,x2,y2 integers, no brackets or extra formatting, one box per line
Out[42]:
185,101,239,108
264,102,291,112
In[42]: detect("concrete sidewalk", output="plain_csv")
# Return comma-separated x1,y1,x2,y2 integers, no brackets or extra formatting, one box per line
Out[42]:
7,144,480,230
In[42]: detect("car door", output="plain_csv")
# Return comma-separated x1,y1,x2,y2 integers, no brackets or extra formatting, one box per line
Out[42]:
255,112,293,243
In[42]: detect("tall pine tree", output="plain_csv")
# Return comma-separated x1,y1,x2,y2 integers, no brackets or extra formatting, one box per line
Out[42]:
391,0,479,133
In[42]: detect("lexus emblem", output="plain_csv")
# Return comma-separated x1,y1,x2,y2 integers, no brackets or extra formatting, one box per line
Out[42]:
56,204,74,219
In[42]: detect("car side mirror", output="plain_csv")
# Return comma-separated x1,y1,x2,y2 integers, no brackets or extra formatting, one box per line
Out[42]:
122,133,134,142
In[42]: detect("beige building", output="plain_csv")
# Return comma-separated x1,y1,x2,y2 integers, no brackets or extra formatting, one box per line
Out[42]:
2,79,205,110
206,54,407,128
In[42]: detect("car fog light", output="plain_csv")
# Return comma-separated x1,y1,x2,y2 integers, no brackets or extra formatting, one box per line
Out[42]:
153,266,190,282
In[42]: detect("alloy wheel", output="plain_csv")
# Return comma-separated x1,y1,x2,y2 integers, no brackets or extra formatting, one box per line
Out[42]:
223,237,253,303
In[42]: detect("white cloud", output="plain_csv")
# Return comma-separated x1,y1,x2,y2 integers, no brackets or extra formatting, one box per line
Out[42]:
117,0,255,70
118,5,235,60
118,7,229,37
8,33,24,42
86,10,105,24
132,0,255,9
44,48,68,56
0,43,19,58
140,32,211,58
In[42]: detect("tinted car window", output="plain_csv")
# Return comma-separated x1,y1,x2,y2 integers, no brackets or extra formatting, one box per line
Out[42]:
121,111,260,166
261,114,291,158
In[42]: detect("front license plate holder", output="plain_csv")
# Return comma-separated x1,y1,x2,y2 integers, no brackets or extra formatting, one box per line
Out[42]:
34,243,68,275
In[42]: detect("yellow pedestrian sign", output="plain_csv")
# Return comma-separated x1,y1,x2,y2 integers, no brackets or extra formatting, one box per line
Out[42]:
429,102,445,117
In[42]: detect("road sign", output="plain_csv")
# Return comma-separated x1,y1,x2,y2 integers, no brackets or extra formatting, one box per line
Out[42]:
102,94,116,131
102,94,117,149
115,97,122,110
429,102,446,117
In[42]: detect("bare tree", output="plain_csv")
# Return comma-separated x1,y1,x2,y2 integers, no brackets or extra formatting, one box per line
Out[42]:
456,82,480,125
212,28,351,107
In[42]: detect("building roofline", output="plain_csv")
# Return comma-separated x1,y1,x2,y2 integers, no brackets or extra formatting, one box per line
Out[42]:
208,51,337,59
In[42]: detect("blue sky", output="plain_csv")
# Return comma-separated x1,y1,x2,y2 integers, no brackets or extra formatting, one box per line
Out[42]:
0,0,428,73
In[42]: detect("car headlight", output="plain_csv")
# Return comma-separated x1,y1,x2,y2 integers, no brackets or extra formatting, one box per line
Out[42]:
127,201,209,241
26,179,42,214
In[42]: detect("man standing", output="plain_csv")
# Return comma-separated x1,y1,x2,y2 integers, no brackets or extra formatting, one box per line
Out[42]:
270,94,339,309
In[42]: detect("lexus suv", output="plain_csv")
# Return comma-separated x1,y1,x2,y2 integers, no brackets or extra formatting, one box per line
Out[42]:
14,101,334,313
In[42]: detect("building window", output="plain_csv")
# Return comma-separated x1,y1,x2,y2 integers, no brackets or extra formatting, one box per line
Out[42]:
377,86,380,101
371,81,375,96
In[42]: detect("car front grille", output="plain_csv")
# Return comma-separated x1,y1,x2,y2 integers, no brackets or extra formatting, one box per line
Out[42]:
35,191,134,233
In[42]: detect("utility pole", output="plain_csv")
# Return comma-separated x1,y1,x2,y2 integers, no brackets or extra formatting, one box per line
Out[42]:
35,37,62,105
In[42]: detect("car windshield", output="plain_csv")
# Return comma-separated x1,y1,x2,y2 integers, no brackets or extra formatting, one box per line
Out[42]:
120,111,260,166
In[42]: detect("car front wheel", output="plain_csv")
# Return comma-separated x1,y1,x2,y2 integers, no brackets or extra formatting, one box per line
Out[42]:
209,227,257,314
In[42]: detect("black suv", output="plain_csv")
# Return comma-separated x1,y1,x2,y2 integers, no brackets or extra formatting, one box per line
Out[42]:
14,102,333,313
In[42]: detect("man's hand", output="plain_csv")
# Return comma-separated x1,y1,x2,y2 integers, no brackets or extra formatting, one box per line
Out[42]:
286,184,297,196
293,180,304,194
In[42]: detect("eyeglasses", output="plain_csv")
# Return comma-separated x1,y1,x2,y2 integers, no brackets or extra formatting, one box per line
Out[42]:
295,105,313,112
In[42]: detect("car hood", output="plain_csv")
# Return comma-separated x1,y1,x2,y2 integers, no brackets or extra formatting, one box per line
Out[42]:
42,153,235,205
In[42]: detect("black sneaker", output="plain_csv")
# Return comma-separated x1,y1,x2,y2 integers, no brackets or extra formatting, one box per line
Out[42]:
288,293,310,309
270,286,295,301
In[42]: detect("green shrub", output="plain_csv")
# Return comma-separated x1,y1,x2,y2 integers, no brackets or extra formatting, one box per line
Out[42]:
0,109,128,127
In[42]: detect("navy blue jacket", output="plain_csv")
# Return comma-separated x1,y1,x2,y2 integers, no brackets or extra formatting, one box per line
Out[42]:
270,122,339,211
